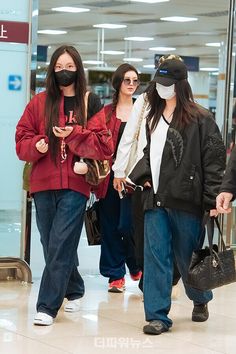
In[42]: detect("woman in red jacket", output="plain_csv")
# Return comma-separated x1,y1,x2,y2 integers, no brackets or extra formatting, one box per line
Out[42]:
15,45,113,326
96,63,142,292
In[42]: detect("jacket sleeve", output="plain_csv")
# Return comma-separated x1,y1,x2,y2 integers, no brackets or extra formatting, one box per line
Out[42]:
219,145,236,197
112,94,147,178
65,106,114,160
15,95,49,162
200,114,226,210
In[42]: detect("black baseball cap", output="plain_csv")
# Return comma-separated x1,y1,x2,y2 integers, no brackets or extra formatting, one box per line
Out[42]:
154,59,188,86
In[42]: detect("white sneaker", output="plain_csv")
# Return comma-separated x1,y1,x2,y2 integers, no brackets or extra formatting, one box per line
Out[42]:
64,299,80,312
34,312,53,326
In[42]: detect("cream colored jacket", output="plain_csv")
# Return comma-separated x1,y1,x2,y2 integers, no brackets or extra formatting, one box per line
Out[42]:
112,93,150,178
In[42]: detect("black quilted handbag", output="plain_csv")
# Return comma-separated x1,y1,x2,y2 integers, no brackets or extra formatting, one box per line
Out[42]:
187,216,236,291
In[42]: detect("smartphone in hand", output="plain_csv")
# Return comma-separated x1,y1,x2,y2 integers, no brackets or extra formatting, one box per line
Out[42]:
54,126,66,132
118,182,127,199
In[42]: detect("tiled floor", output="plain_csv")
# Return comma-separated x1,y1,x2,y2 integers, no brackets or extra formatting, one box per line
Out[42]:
0,275,236,354
1,207,236,353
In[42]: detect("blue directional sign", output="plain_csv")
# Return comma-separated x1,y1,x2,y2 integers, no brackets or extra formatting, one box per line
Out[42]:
8,75,22,91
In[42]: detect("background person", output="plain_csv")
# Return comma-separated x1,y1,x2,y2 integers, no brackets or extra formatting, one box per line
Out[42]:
113,55,182,293
15,45,113,326
216,145,236,213
128,58,225,335
96,63,142,293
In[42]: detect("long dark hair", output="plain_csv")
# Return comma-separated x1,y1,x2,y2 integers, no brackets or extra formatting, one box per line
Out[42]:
106,63,139,122
146,79,203,132
45,45,87,163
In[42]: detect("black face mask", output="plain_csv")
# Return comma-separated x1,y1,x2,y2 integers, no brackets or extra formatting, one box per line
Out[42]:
54,70,77,87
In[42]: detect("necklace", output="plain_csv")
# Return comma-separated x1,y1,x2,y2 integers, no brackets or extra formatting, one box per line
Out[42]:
163,111,174,123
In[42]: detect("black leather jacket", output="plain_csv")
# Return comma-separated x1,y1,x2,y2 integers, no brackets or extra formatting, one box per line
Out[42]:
129,109,226,216
219,145,236,197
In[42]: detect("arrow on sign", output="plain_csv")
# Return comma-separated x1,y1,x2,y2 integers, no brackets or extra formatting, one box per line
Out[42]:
8,75,22,90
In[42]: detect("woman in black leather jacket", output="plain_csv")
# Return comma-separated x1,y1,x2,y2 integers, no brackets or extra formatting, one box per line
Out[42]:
129,58,226,335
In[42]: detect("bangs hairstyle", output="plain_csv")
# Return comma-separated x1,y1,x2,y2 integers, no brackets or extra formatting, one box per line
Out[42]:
45,45,87,163
146,79,202,133
106,63,139,122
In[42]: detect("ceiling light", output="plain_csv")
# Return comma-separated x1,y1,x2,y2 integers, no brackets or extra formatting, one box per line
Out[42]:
130,0,169,3
100,50,125,55
200,67,219,72
143,64,155,68
51,7,90,13
83,60,104,65
123,57,143,62
149,47,176,51
124,36,154,41
37,30,67,35
205,42,221,47
93,24,127,29
161,16,198,22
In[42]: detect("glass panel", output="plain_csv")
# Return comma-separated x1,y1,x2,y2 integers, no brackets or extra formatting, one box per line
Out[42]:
226,1,236,250
0,1,31,257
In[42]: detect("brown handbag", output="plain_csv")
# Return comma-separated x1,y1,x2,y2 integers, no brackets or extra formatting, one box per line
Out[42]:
84,159,110,186
83,92,111,186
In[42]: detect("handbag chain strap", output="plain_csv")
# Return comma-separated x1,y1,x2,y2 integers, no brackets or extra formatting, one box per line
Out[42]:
83,91,90,127
133,94,148,141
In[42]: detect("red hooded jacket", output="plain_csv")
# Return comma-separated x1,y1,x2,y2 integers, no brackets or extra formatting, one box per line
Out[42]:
15,91,114,198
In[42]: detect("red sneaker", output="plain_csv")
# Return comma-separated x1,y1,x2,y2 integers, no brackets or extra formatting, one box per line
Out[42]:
108,278,125,293
130,271,142,281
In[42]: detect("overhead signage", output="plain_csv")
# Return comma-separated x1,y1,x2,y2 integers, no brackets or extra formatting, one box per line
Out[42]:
0,21,29,44
154,54,199,72
37,45,48,62
8,75,22,91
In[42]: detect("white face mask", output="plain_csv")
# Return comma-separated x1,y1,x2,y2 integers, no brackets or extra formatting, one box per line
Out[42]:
156,83,176,100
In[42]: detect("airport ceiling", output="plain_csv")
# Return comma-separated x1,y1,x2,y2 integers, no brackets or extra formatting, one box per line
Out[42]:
38,0,230,73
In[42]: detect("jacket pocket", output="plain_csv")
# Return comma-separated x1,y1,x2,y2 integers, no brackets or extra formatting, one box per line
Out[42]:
166,163,202,205
188,164,202,205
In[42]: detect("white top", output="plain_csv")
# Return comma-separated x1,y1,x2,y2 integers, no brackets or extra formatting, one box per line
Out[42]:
112,93,150,178
150,116,169,193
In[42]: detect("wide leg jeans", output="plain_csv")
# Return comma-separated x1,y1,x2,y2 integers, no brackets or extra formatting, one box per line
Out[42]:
144,207,213,328
34,189,87,318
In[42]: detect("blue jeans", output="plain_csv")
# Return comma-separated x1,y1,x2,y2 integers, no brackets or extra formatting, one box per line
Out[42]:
34,189,87,318
98,177,139,281
144,207,213,328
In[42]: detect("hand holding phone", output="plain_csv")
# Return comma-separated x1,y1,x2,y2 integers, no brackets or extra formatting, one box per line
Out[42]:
118,182,127,199
54,126,66,132
53,125,73,137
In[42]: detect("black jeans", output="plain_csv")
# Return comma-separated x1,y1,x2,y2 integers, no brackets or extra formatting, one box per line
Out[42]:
98,177,139,281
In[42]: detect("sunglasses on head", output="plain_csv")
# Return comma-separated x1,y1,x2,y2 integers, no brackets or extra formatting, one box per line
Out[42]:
123,78,140,86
